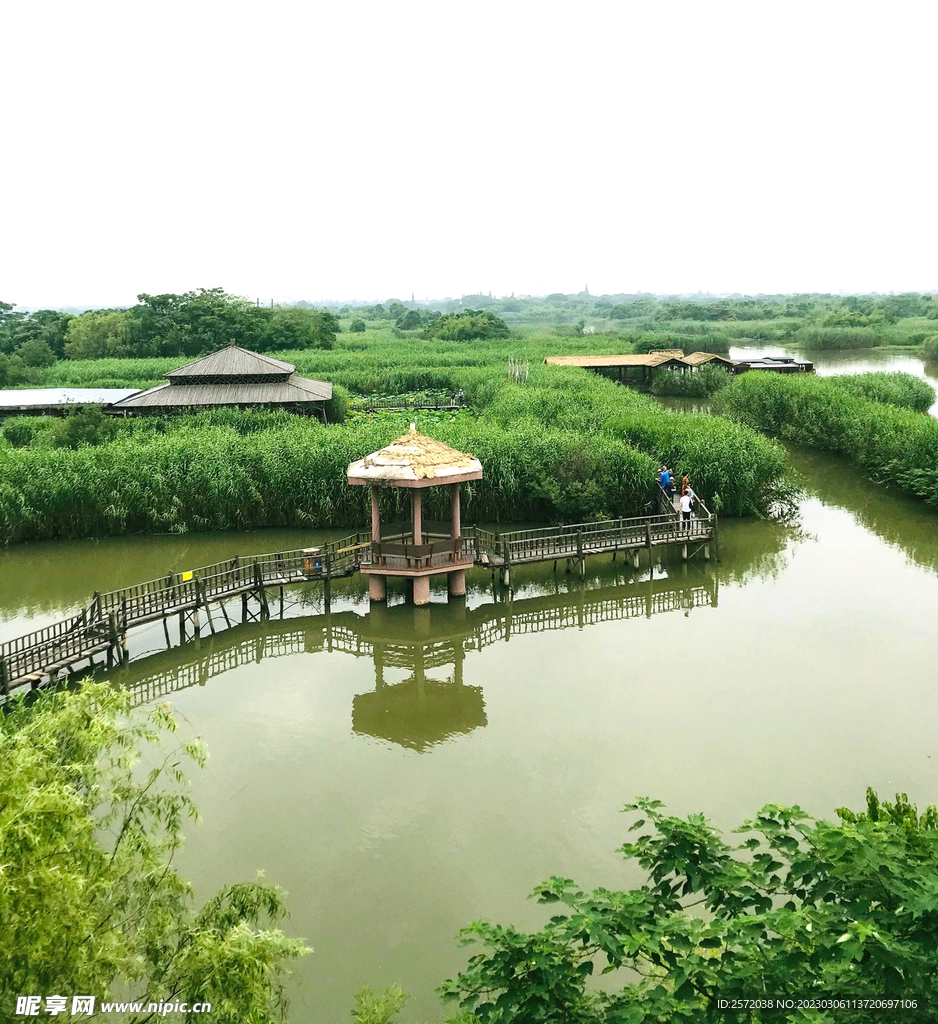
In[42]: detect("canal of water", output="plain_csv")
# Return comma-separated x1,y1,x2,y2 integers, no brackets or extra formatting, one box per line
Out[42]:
1,410,937,1021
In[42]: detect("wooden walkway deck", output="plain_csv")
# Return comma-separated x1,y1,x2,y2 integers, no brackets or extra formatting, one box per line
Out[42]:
0,495,714,696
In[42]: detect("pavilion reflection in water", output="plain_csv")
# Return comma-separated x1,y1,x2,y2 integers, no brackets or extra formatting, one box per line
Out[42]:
118,566,721,750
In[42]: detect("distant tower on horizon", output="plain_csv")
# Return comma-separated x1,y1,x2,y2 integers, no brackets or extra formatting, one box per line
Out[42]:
411,292,415,302
584,283,589,296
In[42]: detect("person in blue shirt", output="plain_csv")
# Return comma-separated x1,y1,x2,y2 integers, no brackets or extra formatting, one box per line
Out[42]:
658,466,674,500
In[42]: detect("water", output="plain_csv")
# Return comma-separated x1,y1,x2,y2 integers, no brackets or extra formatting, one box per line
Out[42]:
2,455,938,1022
730,345,938,416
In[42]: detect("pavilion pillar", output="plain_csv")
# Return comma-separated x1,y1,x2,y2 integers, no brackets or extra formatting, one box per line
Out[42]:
412,575,430,606
450,483,461,539
371,486,381,541
448,569,466,598
369,574,387,602
412,489,423,545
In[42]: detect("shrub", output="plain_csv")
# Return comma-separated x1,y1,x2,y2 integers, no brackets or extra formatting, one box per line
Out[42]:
50,405,117,449
1,417,53,448
349,318,367,333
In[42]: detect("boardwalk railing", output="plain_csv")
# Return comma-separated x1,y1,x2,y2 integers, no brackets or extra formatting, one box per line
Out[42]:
364,535,476,572
0,531,370,693
473,513,711,568
0,503,713,694
350,393,467,413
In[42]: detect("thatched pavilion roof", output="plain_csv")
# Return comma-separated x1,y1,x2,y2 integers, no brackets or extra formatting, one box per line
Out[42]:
347,425,483,488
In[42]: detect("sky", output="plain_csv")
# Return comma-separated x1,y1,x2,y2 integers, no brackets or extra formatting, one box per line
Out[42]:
2,0,936,308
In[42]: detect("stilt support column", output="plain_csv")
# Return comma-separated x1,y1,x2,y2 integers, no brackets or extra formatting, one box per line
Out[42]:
448,568,466,597
369,574,387,602
412,575,430,606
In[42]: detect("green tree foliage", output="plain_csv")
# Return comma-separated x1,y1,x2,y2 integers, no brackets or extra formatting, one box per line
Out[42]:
0,353,43,387
441,792,938,1023
50,405,118,448
349,318,367,333
64,310,135,360
425,310,510,341
0,684,309,1022
15,338,57,367
0,302,73,358
396,309,424,331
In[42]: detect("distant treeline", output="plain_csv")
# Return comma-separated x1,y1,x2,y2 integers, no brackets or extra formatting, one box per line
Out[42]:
0,291,512,386
4,288,937,388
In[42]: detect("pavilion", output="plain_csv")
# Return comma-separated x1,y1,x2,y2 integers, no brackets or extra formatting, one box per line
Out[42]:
110,344,333,419
347,425,482,606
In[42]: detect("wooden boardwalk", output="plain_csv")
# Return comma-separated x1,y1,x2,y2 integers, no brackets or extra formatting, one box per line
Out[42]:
0,497,714,696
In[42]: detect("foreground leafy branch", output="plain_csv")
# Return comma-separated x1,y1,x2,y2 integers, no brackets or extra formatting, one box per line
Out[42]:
440,794,938,1022
0,685,310,1023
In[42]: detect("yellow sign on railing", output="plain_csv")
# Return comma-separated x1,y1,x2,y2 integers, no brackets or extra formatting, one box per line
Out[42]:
181,571,193,582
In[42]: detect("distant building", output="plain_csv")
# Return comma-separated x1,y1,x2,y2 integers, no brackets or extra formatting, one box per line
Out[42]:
110,344,334,420
735,355,814,374
0,388,140,417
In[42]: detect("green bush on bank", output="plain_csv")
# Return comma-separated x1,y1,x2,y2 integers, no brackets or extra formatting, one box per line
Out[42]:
716,372,938,508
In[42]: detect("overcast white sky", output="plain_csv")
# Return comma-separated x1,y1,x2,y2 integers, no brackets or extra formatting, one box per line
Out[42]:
2,0,935,307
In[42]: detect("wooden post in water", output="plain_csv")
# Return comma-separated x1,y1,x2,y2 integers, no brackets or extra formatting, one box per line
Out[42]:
252,561,269,620
323,552,332,612
1,656,9,696
107,612,120,666
577,530,585,577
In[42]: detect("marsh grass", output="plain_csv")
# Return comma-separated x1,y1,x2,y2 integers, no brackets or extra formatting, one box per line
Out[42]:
716,372,938,508
1,327,788,543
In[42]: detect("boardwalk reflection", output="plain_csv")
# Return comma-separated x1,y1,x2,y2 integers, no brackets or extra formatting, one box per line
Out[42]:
116,565,721,750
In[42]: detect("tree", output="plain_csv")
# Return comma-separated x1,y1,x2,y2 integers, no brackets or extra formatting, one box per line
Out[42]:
425,310,509,341
349,318,367,333
0,353,42,386
396,309,423,331
128,289,262,357
63,310,134,360
15,338,57,367
441,792,938,1022
309,310,338,349
0,684,309,1022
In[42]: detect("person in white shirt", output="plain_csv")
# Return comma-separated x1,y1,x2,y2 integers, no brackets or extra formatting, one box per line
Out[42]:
679,492,693,528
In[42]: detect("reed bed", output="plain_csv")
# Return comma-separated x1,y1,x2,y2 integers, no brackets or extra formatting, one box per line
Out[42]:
1,329,789,543
823,372,935,412
716,373,938,508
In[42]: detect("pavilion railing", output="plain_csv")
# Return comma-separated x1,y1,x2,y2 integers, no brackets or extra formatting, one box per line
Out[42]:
364,535,476,571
